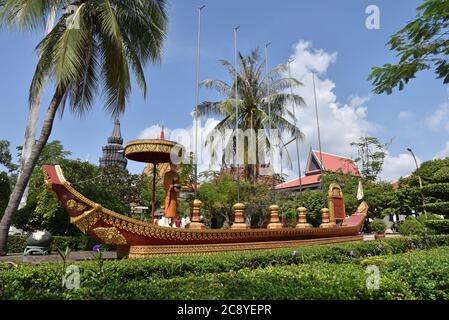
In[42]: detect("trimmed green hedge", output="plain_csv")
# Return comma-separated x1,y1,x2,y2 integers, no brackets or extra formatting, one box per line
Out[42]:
424,202,449,215
425,220,449,235
2,244,449,299
6,234,111,253
398,217,428,236
1,235,449,299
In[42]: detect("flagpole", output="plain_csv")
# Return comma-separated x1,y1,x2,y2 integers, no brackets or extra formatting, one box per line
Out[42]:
265,42,275,203
194,5,205,198
312,71,324,182
234,25,241,202
288,58,303,195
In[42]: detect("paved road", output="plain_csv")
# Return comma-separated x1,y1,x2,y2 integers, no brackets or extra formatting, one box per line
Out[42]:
0,251,117,264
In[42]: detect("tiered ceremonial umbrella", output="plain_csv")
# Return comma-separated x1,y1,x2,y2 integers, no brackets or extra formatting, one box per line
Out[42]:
124,138,184,223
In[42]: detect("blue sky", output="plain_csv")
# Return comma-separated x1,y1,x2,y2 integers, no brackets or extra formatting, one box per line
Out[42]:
1,0,448,181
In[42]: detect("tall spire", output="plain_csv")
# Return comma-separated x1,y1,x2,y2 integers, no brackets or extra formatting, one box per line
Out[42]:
99,118,127,169
159,122,165,140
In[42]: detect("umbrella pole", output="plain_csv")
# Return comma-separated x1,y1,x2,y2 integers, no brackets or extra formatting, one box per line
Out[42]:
152,163,156,224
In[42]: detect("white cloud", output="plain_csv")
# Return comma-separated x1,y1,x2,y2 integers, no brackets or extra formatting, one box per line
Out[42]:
435,141,449,159
398,111,413,120
139,118,221,173
378,153,417,182
425,102,449,132
276,40,376,178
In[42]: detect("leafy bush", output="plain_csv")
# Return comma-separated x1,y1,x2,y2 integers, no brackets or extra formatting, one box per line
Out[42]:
370,218,387,234
3,243,449,299
2,235,449,299
425,220,449,235
398,217,428,236
417,213,442,223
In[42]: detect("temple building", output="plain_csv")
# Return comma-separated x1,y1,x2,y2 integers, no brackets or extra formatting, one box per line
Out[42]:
99,118,127,169
276,149,360,192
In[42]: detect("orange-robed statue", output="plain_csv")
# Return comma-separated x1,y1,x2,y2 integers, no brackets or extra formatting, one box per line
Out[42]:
163,163,180,220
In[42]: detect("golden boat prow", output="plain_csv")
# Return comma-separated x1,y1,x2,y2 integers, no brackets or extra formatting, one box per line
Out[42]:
42,165,368,258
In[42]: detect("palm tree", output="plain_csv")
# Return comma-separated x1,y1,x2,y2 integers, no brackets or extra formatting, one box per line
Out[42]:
0,0,168,255
196,49,305,181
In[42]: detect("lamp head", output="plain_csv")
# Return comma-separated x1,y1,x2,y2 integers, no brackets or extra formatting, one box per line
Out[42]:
406,148,412,153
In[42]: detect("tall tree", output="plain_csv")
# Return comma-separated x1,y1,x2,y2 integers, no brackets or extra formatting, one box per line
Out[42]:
368,0,449,94
350,137,390,181
17,3,57,210
196,48,305,180
0,140,17,173
0,0,168,255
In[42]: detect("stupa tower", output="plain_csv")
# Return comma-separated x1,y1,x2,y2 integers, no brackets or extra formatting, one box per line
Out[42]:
99,118,127,169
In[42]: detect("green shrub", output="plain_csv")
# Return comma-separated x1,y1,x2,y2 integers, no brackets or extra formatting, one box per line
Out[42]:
417,213,442,223
2,235,449,300
3,245,449,299
398,217,428,236
370,218,387,234
425,220,449,235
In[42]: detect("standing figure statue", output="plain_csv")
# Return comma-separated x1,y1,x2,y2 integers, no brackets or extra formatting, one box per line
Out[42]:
163,163,181,226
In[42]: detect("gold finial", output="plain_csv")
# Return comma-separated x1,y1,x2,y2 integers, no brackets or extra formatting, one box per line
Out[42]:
320,208,336,228
267,204,283,229
231,203,248,229
187,199,205,229
295,207,312,229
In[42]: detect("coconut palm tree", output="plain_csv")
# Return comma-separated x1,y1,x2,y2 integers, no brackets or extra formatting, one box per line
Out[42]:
0,0,168,255
196,49,305,181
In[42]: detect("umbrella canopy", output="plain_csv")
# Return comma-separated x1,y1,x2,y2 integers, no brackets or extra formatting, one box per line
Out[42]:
124,139,185,224
124,139,184,164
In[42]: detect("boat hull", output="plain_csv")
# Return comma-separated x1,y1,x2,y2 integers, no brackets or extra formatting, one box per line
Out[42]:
42,165,368,252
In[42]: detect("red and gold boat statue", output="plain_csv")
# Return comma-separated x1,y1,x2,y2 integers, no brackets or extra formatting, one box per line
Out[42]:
42,164,368,258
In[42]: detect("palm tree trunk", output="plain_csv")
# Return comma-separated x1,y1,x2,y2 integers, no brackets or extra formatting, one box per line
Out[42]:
17,6,57,210
0,93,62,255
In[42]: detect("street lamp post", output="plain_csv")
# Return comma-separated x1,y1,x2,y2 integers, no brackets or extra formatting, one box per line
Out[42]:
407,148,427,218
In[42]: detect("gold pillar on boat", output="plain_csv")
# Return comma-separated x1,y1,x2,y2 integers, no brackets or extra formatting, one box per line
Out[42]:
296,207,312,229
320,208,336,228
188,199,205,229
267,204,283,229
231,203,248,229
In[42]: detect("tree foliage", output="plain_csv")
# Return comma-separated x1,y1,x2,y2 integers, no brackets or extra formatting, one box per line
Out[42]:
0,172,10,219
368,0,449,94
0,140,18,172
350,137,389,181
197,48,305,180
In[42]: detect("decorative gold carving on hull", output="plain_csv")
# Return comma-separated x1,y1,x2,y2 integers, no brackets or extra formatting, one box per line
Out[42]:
93,227,127,245
70,205,103,234
127,236,363,258
66,199,87,212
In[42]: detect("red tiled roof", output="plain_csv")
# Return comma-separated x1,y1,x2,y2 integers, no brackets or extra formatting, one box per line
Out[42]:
276,150,360,190
276,173,320,190
312,151,360,176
